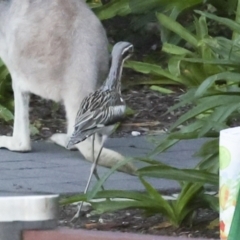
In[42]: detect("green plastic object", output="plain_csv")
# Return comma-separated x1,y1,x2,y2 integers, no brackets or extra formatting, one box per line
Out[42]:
228,188,240,239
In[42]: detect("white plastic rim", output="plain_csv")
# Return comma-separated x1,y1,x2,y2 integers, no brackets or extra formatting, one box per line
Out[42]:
220,126,240,139
0,195,59,222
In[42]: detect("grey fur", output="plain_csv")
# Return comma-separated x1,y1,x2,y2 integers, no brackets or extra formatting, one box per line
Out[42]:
0,0,136,174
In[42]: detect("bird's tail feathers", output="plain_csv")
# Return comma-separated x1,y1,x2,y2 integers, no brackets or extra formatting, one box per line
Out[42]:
67,129,98,149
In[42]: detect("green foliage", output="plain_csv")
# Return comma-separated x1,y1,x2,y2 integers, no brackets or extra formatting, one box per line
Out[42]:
90,0,238,92
89,0,238,21
91,0,203,21
151,5,240,177
150,85,174,94
61,157,218,227
94,0,131,20
0,60,13,122
126,12,230,88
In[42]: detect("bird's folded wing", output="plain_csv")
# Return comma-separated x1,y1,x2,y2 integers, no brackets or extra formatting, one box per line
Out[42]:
76,90,111,117
68,105,126,147
74,104,126,132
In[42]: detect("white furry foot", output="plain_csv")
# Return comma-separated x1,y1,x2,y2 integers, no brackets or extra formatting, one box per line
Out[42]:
50,133,77,150
76,138,137,175
0,136,31,152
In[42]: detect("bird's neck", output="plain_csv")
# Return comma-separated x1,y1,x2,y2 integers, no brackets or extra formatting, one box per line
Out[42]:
105,55,124,92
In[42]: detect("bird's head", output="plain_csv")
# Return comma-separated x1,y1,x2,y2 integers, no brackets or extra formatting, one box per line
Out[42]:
112,41,134,63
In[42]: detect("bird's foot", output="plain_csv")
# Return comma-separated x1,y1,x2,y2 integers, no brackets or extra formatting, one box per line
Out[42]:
70,202,84,222
70,210,81,222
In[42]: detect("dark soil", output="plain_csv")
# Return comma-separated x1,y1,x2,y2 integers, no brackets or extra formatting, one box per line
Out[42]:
59,200,219,239
0,83,187,140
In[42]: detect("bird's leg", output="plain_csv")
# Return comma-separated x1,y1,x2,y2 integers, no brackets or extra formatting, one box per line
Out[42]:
70,135,96,221
91,134,105,189
91,134,107,187
93,135,111,204
92,133,95,162
71,135,106,221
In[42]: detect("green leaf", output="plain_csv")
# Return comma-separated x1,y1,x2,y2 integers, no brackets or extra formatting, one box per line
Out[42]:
200,193,219,212
198,15,209,40
129,0,201,14
169,119,210,139
197,152,219,172
168,131,199,139
166,88,195,114
194,139,219,158
60,194,87,205
88,157,135,200
30,124,40,136
179,57,239,66
168,120,208,140
232,0,240,40
125,61,184,84
129,0,163,13
126,79,180,86
150,137,180,156
150,85,174,94
0,66,9,80
170,95,240,130
125,106,135,116
91,200,156,213
162,43,194,56
208,0,236,15
181,61,208,86
134,157,169,166
156,13,198,47
203,37,240,62
87,0,103,8
197,103,240,137
195,72,240,97
139,177,176,220
91,190,154,201
197,16,213,75
168,57,181,77
137,166,218,185
0,104,13,121
140,177,164,201
196,10,240,33
94,0,131,20
60,190,152,205
176,183,203,214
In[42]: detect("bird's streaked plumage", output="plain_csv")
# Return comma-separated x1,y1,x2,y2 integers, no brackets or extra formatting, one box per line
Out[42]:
67,42,133,148
68,90,125,145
